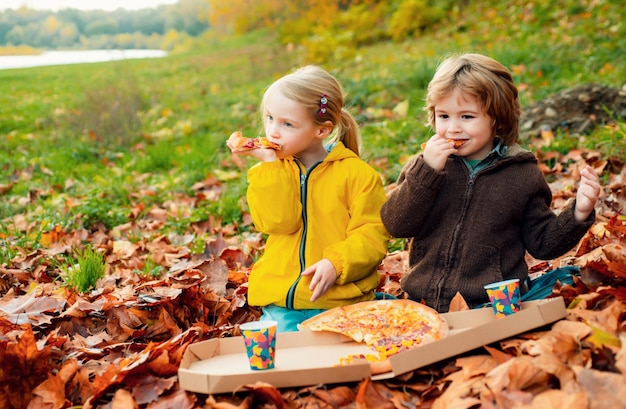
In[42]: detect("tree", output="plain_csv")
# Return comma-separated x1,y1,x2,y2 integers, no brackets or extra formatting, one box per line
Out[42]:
0,2,209,50
165,0,210,36
57,23,79,47
84,18,120,36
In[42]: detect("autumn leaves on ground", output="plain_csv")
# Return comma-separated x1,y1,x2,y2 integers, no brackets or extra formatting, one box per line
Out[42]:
2,0,626,407
1,129,625,408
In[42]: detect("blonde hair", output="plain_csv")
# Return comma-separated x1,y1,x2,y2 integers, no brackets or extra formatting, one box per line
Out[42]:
426,53,521,145
260,65,361,155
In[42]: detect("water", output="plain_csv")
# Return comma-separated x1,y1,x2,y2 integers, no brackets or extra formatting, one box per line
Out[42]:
0,49,167,70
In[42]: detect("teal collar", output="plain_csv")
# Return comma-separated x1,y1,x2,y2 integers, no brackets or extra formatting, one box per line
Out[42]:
461,138,507,173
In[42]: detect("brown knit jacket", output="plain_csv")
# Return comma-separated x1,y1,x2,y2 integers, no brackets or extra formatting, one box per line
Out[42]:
380,144,594,312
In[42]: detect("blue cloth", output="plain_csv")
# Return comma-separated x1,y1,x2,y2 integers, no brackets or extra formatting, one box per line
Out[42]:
261,292,398,332
521,266,579,301
260,305,326,332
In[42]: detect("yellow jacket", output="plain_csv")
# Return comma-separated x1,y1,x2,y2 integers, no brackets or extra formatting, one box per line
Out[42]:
246,142,390,310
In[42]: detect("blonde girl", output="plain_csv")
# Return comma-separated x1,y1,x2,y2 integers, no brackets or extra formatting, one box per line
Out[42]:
228,65,390,332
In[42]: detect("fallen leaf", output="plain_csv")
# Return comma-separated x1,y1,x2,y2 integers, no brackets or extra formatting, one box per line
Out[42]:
448,291,470,312
355,378,395,409
573,366,626,409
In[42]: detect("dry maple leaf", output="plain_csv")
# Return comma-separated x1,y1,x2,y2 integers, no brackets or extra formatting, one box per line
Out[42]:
205,394,252,409
484,356,554,393
148,387,197,409
573,366,626,409
0,327,56,409
85,327,201,406
484,346,514,365
28,358,78,409
110,389,138,409
309,385,356,407
431,377,482,409
531,390,589,409
234,382,285,409
448,292,470,312
446,355,498,383
131,374,176,405
355,378,395,409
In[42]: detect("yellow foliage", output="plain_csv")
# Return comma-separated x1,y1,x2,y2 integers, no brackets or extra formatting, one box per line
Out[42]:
0,45,41,56
386,0,445,41
43,15,61,35
208,0,284,34
206,0,447,63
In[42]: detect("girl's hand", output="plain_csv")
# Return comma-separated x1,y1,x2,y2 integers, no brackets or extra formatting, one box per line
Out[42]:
574,165,601,222
421,135,457,171
302,259,338,302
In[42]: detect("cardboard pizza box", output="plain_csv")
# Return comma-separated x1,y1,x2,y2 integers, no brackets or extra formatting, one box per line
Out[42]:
178,297,566,394
178,329,372,394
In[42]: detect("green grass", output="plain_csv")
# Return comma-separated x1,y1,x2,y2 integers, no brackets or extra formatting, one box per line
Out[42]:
0,0,623,257
135,254,164,279
60,245,106,293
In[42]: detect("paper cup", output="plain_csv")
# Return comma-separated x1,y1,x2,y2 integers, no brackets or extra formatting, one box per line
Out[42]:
240,320,277,370
484,279,521,319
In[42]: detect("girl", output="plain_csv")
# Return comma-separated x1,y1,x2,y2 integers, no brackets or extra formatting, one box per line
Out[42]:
380,53,601,312
227,65,390,332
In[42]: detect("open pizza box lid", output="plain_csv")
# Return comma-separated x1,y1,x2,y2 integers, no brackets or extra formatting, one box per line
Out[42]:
178,297,566,394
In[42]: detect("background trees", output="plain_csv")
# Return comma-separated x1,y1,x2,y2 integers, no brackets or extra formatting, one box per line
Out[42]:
1,0,452,54
0,0,209,50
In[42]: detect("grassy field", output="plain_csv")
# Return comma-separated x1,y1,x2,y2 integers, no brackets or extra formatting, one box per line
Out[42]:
1,0,624,265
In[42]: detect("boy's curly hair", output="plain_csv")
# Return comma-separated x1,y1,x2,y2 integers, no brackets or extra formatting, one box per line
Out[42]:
426,53,521,146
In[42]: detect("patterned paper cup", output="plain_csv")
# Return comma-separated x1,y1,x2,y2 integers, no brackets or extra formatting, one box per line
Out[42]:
484,279,521,319
240,320,277,370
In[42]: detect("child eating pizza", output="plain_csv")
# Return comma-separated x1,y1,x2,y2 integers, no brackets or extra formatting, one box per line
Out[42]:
380,53,601,312
227,65,390,331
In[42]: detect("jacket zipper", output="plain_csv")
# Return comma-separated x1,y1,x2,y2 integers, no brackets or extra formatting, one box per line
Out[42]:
434,168,476,310
286,161,321,309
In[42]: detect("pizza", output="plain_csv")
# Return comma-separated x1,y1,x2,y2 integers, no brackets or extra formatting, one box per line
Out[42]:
447,138,467,148
420,139,467,150
298,299,448,374
227,131,282,151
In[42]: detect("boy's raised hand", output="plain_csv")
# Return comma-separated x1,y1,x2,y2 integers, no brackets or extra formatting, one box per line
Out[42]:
422,135,457,171
302,259,338,302
574,165,601,222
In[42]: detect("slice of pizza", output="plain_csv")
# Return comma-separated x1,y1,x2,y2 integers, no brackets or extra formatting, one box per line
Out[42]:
227,131,282,151
420,139,467,150
299,299,448,375
447,138,467,148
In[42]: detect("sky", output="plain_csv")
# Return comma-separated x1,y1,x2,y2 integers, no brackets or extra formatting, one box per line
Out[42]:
0,0,179,11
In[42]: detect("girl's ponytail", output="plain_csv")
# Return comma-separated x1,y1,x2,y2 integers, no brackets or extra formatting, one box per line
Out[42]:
331,109,360,156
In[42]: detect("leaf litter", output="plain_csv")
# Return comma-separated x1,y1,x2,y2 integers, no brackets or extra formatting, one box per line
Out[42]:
1,87,626,408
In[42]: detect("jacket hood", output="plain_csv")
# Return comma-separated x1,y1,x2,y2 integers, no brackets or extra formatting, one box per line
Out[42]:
324,141,359,162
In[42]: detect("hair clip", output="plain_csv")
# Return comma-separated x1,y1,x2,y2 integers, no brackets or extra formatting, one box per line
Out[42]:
318,94,328,116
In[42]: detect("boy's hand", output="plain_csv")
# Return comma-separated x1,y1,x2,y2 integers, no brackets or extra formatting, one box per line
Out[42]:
302,259,338,302
574,165,601,222
421,135,457,171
